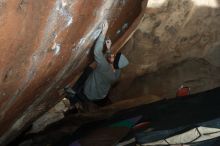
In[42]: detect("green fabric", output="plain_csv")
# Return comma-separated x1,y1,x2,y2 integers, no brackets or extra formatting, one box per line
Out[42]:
110,116,142,128
110,121,135,128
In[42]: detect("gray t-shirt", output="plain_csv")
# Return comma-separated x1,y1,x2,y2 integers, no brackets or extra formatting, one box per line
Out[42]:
84,34,120,101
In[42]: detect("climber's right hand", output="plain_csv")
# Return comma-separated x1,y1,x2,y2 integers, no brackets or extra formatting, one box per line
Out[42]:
101,20,109,34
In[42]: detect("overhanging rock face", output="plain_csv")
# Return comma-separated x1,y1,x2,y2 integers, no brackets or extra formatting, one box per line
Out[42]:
0,0,148,145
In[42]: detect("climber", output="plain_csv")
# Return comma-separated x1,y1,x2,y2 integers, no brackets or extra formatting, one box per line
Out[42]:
65,20,129,108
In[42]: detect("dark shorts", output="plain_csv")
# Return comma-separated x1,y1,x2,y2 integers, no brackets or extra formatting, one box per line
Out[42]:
92,97,112,107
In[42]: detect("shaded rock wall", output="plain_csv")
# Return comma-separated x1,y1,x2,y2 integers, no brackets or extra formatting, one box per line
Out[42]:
110,0,220,101
0,0,147,145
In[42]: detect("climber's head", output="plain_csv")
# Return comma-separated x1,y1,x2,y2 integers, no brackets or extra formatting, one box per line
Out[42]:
106,52,129,69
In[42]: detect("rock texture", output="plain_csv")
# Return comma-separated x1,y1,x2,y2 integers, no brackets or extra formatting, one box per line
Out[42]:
110,0,220,101
2,0,220,144
28,98,70,134
0,0,147,145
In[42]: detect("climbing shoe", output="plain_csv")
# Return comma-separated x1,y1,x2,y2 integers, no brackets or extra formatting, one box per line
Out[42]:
64,87,78,105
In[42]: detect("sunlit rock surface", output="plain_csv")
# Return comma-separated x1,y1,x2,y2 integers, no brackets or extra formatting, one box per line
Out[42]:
0,0,147,145
110,0,220,101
